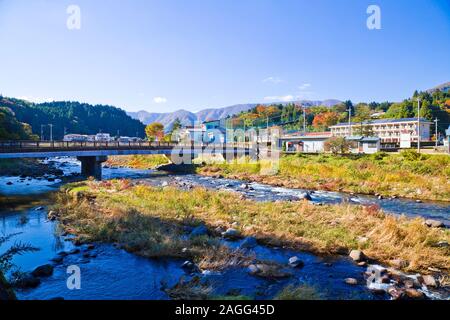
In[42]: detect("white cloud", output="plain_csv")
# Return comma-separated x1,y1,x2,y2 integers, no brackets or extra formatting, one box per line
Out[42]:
299,83,311,91
153,96,167,104
262,77,283,84
18,96,55,103
263,95,295,102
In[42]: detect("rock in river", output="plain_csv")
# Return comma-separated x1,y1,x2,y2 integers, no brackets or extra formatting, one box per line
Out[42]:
299,192,312,201
405,288,425,299
387,286,405,300
288,256,304,268
424,219,444,228
221,228,240,239
50,256,64,264
13,274,41,289
47,210,59,221
31,264,54,277
421,275,437,288
344,278,358,285
181,261,199,274
349,250,366,262
248,264,291,279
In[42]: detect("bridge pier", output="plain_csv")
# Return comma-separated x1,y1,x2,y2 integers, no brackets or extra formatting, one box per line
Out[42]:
77,156,108,180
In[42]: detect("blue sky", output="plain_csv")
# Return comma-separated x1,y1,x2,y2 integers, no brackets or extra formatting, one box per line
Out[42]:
0,0,449,113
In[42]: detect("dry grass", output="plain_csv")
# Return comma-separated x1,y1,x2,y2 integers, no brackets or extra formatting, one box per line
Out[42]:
106,155,169,169
198,153,450,201
55,180,450,274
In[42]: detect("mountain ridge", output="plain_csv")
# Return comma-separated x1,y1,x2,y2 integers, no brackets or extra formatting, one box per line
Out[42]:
128,99,342,129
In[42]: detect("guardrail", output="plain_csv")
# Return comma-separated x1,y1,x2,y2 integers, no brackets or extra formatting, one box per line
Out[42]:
0,140,254,152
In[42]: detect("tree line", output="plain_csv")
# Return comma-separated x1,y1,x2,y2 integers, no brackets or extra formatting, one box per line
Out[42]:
0,96,145,140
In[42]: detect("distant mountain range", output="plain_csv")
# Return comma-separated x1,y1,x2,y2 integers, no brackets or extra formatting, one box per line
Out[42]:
427,82,450,94
128,99,341,129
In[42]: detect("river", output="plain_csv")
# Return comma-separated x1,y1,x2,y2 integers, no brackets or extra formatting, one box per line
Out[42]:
0,157,448,300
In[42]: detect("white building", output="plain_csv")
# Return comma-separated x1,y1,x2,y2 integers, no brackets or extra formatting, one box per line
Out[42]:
279,132,332,153
347,136,381,154
63,134,88,142
330,118,433,144
95,133,112,142
178,120,227,144
445,125,450,153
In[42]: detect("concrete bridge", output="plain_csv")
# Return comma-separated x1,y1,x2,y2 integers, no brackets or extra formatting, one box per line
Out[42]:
0,140,255,179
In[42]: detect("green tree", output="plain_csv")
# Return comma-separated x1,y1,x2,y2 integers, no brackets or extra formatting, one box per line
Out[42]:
354,103,371,122
171,118,182,132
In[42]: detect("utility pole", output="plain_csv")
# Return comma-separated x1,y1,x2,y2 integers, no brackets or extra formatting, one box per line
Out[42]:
303,105,306,133
417,98,421,153
48,124,53,142
434,118,439,148
40,124,45,141
347,106,352,137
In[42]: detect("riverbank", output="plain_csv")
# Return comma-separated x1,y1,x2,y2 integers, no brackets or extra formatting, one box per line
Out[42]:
105,155,169,170
197,152,450,202
53,180,449,275
0,159,64,178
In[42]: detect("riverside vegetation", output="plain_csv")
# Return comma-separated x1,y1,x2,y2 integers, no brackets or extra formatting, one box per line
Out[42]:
105,155,169,170
53,180,449,275
198,151,450,202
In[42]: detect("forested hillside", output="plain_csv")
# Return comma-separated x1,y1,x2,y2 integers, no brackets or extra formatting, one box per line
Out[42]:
0,104,38,140
0,97,145,140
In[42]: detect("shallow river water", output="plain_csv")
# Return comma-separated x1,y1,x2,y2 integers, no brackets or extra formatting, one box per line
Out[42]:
0,157,448,300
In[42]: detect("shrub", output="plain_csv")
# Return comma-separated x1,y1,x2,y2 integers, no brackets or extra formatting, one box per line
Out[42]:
274,284,321,300
324,137,350,154
400,150,422,161
371,151,388,161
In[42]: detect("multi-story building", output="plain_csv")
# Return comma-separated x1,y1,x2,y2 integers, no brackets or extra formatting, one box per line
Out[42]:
329,118,433,143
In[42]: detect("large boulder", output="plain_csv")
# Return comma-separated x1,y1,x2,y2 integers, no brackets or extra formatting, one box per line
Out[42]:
31,264,54,277
421,275,437,288
349,250,366,262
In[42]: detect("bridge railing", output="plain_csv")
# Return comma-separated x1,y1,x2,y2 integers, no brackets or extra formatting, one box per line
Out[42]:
0,140,255,152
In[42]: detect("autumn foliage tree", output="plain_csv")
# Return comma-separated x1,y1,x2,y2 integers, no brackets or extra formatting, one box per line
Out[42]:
145,122,164,141
312,111,340,131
